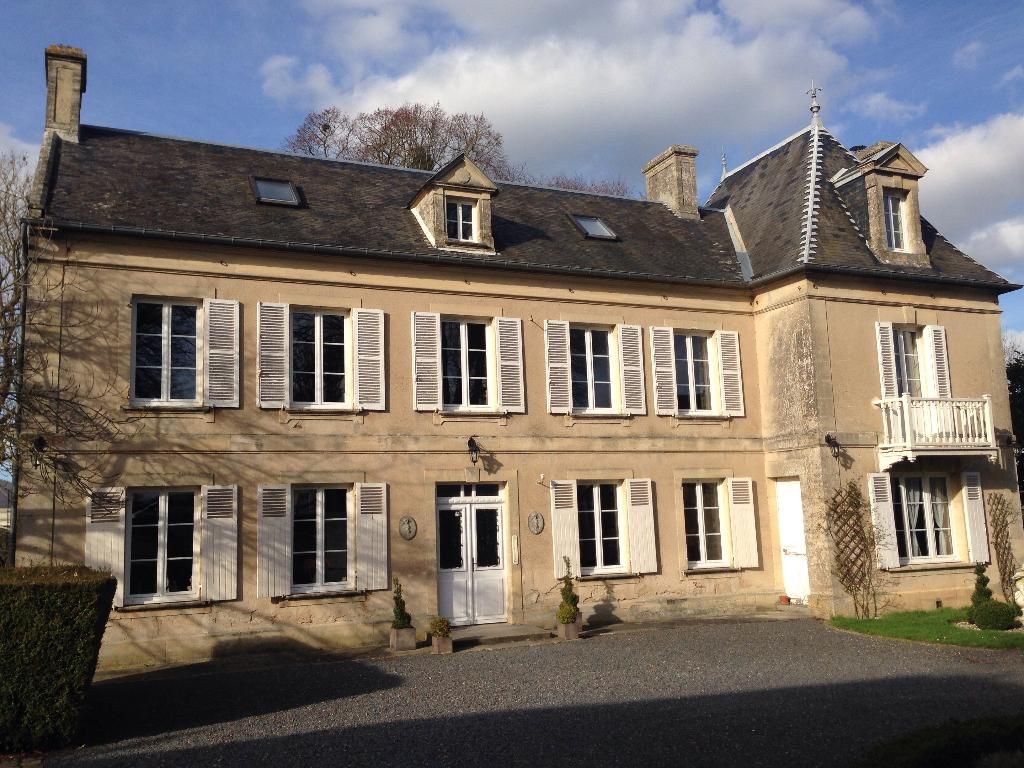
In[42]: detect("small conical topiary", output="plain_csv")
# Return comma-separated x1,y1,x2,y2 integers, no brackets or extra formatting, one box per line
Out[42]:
391,578,412,630
556,556,580,625
967,563,993,624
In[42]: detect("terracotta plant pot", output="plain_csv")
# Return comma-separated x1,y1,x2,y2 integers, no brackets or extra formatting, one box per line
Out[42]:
390,626,417,651
779,595,791,606
432,635,453,654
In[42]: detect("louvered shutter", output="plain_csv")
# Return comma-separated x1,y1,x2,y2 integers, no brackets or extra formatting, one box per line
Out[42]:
204,299,240,407
875,322,898,399
867,473,900,569
650,326,677,416
257,302,289,408
85,487,126,607
626,478,657,573
617,324,646,415
353,308,386,411
201,485,238,602
412,311,441,411
257,484,291,598
717,331,745,417
356,482,388,591
924,325,952,399
550,480,580,579
494,316,526,413
962,472,990,563
544,320,572,414
728,478,759,568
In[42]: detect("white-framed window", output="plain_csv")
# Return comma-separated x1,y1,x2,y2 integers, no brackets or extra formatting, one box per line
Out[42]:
674,333,713,413
577,482,626,575
131,299,201,404
290,309,350,407
893,326,922,397
682,481,726,567
891,475,953,562
884,191,905,250
570,326,615,412
441,318,490,409
125,489,199,604
446,199,476,242
291,486,354,592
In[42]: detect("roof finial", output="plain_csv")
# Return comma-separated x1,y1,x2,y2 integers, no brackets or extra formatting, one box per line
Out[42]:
720,147,727,180
807,80,822,127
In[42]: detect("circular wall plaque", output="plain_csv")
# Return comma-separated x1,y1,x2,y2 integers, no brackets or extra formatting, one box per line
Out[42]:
528,512,545,535
399,516,418,540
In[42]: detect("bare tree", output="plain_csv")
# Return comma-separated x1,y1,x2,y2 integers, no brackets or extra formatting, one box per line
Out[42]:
538,174,630,197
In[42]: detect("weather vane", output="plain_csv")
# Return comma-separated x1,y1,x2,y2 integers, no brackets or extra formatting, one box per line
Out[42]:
807,80,822,124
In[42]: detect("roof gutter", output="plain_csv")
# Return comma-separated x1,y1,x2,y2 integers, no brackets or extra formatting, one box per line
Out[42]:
748,262,1020,295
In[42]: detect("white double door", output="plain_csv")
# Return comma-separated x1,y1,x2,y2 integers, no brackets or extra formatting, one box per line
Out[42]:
776,478,810,604
437,501,506,626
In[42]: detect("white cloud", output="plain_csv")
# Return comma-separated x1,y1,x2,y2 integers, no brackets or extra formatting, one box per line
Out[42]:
961,217,1024,277
998,64,1024,88
0,123,36,160
718,0,874,42
850,92,926,123
953,40,983,70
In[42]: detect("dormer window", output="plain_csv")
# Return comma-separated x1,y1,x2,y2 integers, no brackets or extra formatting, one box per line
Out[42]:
446,200,475,241
884,191,905,251
570,214,617,240
253,177,299,206
408,154,498,251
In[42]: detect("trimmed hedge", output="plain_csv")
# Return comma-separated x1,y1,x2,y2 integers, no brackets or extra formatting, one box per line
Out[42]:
0,566,115,752
973,599,1019,631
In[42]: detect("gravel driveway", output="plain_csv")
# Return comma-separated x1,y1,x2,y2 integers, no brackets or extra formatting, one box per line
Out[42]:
49,618,1024,767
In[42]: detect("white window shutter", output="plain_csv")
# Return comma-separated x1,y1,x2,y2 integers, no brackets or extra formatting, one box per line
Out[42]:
728,478,759,568
356,482,389,591
875,322,898,399
626,478,657,574
201,485,238,602
85,487,126,607
494,316,526,413
257,484,291,598
544,320,572,414
962,472,990,564
204,299,240,408
549,480,580,579
650,326,677,416
717,330,745,417
867,473,900,569
412,311,441,411
924,325,952,399
353,308,386,411
617,324,646,415
257,302,289,408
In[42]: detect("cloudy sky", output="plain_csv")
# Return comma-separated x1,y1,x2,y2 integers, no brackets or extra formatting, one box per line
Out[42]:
3,1,1024,332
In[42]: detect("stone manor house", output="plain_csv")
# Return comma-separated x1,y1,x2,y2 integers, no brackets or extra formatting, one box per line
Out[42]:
15,46,1022,666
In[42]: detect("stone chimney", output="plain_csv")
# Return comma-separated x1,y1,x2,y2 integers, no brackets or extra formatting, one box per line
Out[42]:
44,45,87,143
642,145,699,219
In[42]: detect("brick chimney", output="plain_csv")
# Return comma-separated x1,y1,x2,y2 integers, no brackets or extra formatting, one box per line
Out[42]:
44,45,87,143
642,145,699,219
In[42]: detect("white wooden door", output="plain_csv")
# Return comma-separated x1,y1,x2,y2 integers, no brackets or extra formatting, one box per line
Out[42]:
437,501,506,626
776,478,810,603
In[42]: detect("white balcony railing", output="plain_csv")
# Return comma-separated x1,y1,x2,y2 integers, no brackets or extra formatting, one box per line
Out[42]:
876,394,996,455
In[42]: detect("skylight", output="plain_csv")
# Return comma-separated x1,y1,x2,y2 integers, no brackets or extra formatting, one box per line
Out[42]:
571,214,616,240
253,177,300,206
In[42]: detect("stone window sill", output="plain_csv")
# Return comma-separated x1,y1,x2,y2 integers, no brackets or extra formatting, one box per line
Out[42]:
579,573,639,583
276,590,367,606
684,566,740,576
122,404,212,418
115,599,211,615
433,410,509,426
279,409,365,424
564,412,632,426
885,562,976,574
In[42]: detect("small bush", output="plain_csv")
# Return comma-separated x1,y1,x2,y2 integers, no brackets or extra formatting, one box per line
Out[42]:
556,603,578,624
0,566,116,751
428,616,451,638
391,578,412,630
967,564,994,623
556,556,580,625
973,599,1018,631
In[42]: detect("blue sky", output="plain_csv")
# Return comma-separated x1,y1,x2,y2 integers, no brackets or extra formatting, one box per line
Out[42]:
3,1,1023,332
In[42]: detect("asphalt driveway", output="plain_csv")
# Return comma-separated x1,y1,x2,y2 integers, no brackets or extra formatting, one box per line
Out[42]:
49,618,1024,767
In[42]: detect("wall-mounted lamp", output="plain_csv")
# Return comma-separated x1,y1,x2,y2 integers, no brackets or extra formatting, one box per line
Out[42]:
824,433,841,459
31,435,47,469
467,436,480,465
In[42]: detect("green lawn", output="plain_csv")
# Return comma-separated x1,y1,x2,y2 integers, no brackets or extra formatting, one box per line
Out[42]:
831,607,1024,650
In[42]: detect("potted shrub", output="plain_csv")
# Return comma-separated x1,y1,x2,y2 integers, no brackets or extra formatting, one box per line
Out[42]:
389,578,417,651
429,616,453,654
556,556,583,640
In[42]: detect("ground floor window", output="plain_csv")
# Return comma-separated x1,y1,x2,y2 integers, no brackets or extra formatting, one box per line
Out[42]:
891,475,952,561
127,489,198,602
682,481,725,567
292,487,352,590
577,482,625,574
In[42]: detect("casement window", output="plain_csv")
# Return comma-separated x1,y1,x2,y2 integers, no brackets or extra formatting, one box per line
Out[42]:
412,312,524,413
257,482,389,597
683,482,725,566
549,478,657,578
680,478,759,570
883,191,905,250
544,321,646,416
446,200,475,242
441,319,490,408
131,297,240,408
257,303,385,411
875,322,950,399
84,484,238,608
650,327,744,417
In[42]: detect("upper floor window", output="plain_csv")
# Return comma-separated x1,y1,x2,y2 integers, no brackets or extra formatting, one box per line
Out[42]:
291,486,353,591
683,481,725,567
291,309,348,406
441,319,490,409
883,191,905,250
132,299,200,404
891,475,952,562
570,327,614,411
893,326,922,397
650,327,745,418
446,200,475,242
674,333,713,413
126,489,198,603
577,482,625,575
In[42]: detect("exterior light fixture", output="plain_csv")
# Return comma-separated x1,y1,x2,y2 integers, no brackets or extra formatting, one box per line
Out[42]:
824,433,841,459
468,436,480,465
31,435,47,469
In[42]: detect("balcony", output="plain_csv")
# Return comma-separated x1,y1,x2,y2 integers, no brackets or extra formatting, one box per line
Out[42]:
875,394,998,471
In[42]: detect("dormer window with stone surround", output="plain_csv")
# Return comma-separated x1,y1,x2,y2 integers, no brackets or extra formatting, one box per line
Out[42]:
409,154,497,251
